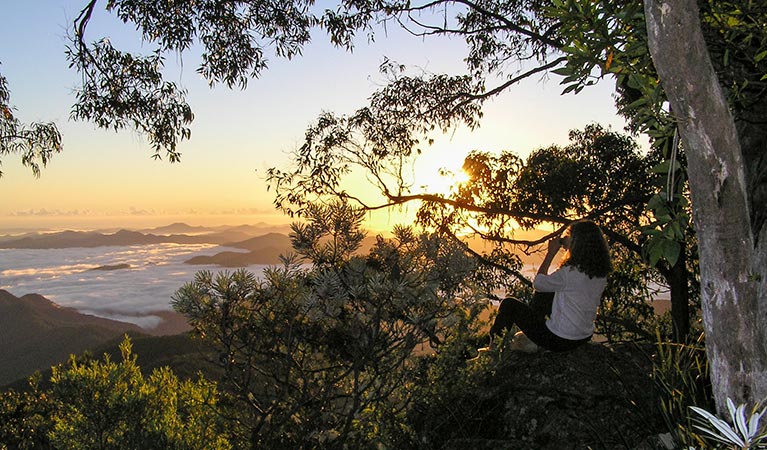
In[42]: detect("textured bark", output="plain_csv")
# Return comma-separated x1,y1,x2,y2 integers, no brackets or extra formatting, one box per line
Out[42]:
644,0,767,412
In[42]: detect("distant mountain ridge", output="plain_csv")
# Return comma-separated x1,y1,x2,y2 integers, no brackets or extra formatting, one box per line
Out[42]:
0,227,296,264
140,222,290,236
0,222,551,267
0,221,301,247
140,222,213,235
0,226,272,249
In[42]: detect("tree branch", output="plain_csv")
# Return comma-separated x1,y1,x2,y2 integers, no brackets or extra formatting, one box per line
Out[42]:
439,225,533,287
446,56,568,113
403,0,564,49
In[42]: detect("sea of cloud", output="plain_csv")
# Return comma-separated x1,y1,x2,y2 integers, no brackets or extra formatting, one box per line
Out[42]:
0,243,268,328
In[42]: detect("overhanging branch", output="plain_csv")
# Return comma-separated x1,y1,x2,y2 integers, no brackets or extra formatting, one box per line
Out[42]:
439,225,533,287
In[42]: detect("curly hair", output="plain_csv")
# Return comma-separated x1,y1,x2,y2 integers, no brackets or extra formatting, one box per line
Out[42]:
561,220,612,278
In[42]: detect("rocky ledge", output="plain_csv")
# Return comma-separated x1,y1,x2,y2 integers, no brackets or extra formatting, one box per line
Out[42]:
413,341,670,449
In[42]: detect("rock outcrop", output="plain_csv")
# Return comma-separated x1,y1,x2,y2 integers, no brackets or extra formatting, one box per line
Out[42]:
414,341,667,449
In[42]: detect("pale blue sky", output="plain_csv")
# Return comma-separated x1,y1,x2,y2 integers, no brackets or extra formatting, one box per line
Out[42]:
0,1,632,232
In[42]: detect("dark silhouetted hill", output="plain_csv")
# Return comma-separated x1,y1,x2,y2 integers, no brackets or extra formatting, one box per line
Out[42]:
184,233,293,266
225,232,293,251
90,332,217,383
2,331,218,392
184,233,380,267
184,250,285,267
0,290,144,386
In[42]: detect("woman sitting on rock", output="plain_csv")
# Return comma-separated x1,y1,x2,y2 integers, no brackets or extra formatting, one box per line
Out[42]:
487,220,612,352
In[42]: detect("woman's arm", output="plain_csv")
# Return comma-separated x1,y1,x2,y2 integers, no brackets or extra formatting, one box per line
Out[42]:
537,237,562,276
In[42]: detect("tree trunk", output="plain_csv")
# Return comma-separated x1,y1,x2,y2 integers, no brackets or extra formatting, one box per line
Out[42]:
668,248,689,343
656,248,690,343
644,0,767,413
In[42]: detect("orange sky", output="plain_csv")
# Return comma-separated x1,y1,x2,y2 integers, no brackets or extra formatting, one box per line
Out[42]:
0,2,635,233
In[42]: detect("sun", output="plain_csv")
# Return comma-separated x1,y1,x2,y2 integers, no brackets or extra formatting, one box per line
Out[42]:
411,141,473,198
416,167,470,197
414,152,471,197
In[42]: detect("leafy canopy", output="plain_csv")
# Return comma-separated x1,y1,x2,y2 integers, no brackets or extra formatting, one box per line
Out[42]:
0,336,230,450
172,201,493,448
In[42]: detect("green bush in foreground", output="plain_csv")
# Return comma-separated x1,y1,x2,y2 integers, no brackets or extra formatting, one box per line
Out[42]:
172,202,490,449
0,337,230,450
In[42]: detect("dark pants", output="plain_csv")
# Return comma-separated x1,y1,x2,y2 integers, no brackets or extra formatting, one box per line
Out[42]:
489,292,590,352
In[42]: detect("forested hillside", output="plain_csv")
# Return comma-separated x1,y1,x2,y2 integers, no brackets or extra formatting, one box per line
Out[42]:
0,290,140,386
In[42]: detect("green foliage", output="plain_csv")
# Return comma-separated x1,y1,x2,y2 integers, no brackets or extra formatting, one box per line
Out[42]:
66,37,192,161
66,0,323,157
699,1,767,118
56,1,656,164
404,335,497,449
289,201,367,266
0,375,54,450
642,194,691,269
513,124,656,227
543,0,675,145
597,250,659,342
106,0,313,85
0,336,230,450
690,398,767,449
545,0,767,273
542,0,695,278
173,201,489,449
639,144,692,269
0,68,62,178
651,332,713,449
456,0,558,76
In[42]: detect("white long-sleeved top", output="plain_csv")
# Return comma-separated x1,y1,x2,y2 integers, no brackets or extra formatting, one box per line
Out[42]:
533,265,607,340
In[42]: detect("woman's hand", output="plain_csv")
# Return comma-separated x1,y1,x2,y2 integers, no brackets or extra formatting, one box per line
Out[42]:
547,236,562,254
